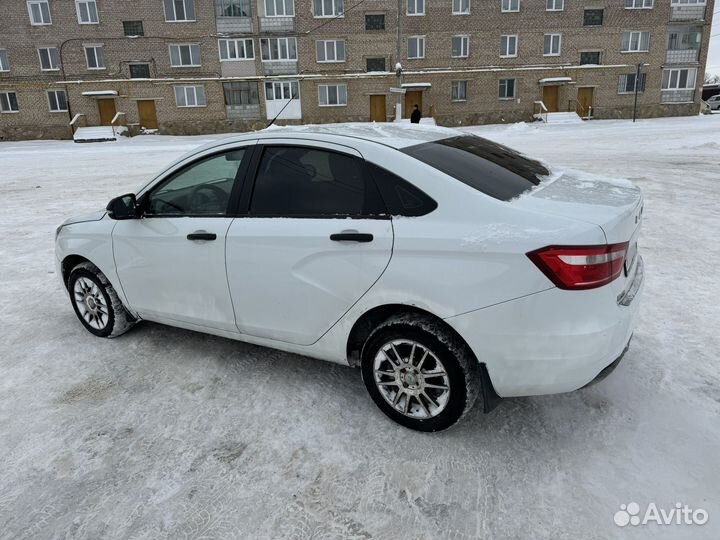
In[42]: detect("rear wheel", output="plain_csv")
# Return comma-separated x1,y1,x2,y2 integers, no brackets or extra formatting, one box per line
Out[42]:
68,262,135,338
361,314,480,432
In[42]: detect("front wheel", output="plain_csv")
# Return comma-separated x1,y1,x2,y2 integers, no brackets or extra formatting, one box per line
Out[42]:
68,262,135,338
360,314,480,432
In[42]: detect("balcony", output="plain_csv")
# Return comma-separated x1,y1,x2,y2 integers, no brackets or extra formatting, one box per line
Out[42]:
216,17,253,33
666,49,699,63
259,16,294,32
262,60,298,75
661,89,695,103
226,104,261,120
670,4,706,20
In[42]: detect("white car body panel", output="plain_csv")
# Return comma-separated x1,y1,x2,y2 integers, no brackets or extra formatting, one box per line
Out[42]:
55,123,644,398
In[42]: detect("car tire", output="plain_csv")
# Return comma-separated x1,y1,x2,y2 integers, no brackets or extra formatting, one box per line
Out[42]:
68,262,136,338
360,314,481,432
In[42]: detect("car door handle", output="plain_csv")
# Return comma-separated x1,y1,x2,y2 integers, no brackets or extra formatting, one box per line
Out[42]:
187,231,217,241
329,232,374,243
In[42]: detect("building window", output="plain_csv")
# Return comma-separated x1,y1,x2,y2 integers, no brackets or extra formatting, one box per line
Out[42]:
175,85,206,107
224,81,259,105
84,45,105,69
622,31,650,52
365,14,385,29
407,36,425,59
260,37,297,61
453,0,470,14
546,0,563,10
318,84,347,106
451,36,469,58
662,68,696,89
47,89,67,112
366,57,386,71
164,0,195,21
501,0,519,12
123,21,144,36
618,73,646,93
219,38,254,60
27,0,52,25
216,0,251,16
265,80,299,100
451,80,468,101
625,0,653,8
313,0,343,17
266,0,294,16
0,91,19,112
544,34,561,56
499,78,515,99
129,63,151,78
0,50,9,72
316,40,345,62
76,0,99,23
38,47,60,71
407,0,425,15
500,35,517,57
169,44,201,66
583,9,603,25
580,51,601,65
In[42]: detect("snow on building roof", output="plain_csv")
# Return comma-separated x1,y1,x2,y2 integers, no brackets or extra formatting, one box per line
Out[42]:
538,77,573,85
81,90,118,97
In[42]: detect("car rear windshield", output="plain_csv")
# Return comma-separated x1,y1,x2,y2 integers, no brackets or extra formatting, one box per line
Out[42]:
401,135,550,201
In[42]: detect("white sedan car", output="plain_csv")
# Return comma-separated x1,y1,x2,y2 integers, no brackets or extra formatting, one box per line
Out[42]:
55,124,644,431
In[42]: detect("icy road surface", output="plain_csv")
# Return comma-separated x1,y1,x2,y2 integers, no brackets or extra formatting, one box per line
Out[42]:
1,115,719,540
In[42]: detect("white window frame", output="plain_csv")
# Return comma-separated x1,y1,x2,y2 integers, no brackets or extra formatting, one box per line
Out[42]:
543,34,561,56
625,0,653,8
0,91,19,113
265,0,295,17
622,31,650,52
265,80,300,100
47,89,68,112
501,0,519,12
38,47,60,71
313,0,342,17
174,85,206,107
452,0,470,14
662,67,697,90
0,50,9,72
500,34,518,57
670,0,705,4
451,35,470,58
407,0,425,15
164,0,196,22
316,40,345,63
218,38,254,61
408,36,425,59
546,0,563,10
27,0,52,25
169,44,201,67
76,0,99,24
318,84,347,106
451,80,468,101
84,45,105,70
499,78,516,99
260,37,298,61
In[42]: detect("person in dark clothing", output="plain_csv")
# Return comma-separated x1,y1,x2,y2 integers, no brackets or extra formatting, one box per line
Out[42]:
410,104,422,124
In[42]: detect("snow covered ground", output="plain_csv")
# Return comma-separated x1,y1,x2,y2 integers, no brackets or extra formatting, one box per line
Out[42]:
1,115,719,540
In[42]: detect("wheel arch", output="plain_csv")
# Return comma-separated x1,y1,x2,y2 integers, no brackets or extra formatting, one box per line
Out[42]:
61,254,93,290
345,303,501,413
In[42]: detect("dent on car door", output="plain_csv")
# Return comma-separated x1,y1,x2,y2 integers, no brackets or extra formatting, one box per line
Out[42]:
112,146,253,331
225,142,394,346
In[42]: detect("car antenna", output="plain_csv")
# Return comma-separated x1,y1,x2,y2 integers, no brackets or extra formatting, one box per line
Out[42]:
266,89,299,128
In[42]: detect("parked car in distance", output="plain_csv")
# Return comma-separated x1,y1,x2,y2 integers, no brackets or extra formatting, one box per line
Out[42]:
55,124,644,431
706,94,720,110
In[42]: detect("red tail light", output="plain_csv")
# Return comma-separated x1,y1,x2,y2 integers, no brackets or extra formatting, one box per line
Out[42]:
527,243,629,290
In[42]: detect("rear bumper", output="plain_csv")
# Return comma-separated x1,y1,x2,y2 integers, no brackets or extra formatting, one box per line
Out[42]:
445,257,644,397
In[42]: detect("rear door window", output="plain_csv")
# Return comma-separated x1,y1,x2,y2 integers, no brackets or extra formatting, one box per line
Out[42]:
401,135,549,201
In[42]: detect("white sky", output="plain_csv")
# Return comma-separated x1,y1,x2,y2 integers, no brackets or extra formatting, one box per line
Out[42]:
707,11,720,76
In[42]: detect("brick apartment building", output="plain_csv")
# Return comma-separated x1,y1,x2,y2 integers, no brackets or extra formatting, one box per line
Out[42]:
0,0,714,140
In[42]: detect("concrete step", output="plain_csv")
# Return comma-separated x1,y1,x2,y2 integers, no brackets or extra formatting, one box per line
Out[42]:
544,112,584,124
73,126,116,143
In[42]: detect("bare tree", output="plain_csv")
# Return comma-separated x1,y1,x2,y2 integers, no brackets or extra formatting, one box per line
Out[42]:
705,72,720,85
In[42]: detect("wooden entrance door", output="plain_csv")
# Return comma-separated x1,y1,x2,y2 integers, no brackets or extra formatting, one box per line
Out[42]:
404,91,422,119
97,99,117,126
137,100,158,129
370,95,386,122
542,86,559,113
577,87,594,117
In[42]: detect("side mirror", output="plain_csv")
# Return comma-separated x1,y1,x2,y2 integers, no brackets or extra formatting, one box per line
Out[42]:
106,193,139,220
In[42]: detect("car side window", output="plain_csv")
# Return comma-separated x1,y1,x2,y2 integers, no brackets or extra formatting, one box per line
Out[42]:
146,149,246,216
249,146,385,217
364,162,438,217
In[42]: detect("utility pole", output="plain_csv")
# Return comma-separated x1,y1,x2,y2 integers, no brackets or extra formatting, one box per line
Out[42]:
632,63,642,123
